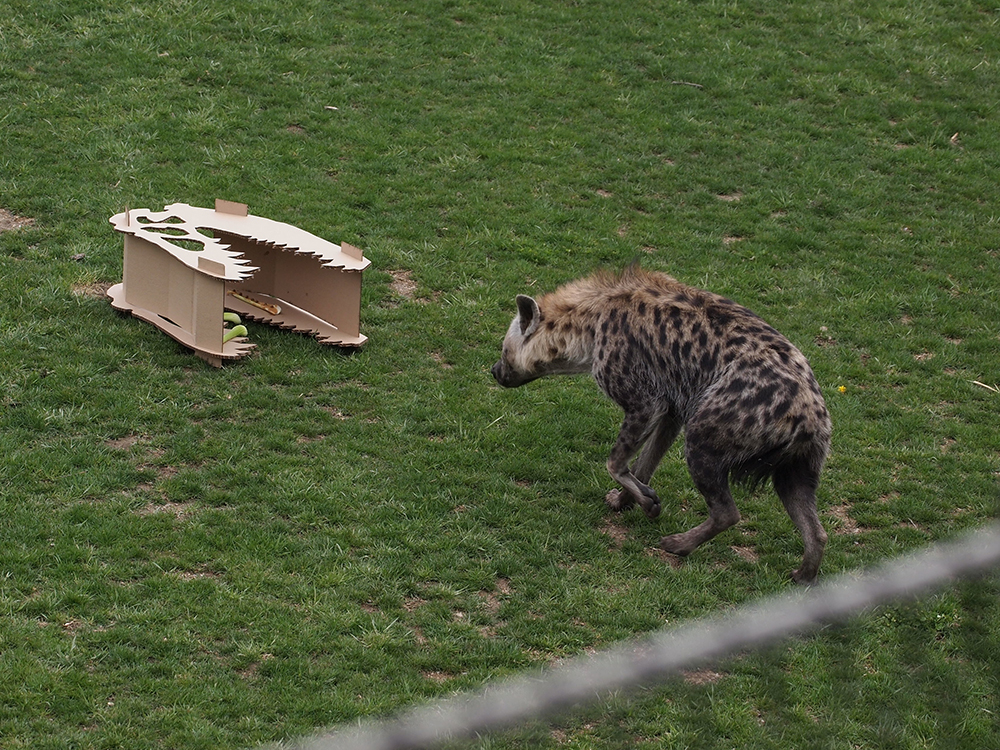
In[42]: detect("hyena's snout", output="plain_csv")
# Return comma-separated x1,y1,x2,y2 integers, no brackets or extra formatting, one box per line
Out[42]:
491,359,534,388
491,360,517,387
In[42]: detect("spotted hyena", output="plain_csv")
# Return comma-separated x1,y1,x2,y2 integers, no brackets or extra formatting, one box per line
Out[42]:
491,264,832,584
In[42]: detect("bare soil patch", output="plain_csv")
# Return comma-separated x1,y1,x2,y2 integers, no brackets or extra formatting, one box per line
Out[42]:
73,282,114,298
646,546,685,569
389,269,418,300
136,501,193,519
731,545,759,563
682,668,726,686
599,518,629,549
0,208,34,232
827,503,863,534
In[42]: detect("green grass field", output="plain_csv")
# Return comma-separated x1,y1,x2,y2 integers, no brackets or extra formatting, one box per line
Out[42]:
2,1,1000,747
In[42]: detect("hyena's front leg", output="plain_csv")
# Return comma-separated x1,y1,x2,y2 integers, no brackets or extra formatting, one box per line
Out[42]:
606,413,681,515
605,411,662,519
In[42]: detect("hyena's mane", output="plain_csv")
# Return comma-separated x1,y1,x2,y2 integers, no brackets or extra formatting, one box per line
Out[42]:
540,264,685,319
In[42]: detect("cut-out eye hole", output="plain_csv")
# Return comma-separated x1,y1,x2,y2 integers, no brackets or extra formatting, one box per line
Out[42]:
168,239,207,253
136,215,184,225
138,225,207,251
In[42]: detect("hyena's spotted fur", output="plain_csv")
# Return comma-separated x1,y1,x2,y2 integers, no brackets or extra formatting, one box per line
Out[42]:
491,265,832,583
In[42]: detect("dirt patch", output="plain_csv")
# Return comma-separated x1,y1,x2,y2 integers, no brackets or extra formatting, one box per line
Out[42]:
135,470,174,495
403,596,428,612
716,191,742,202
72,281,113,298
389,269,418,300
136,501,192,519
827,503,862,534
814,327,837,347
477,576,513,617
156,465,178,481
174,566,220,580
599,518,629,549
430,351,453,369
682,669,726,686
422,670,454,683
0,208,34,232
646,546,684,569
106,435,141,450
480,590,502,616
239,653,274,679
411,625,428,645
730,545,759,563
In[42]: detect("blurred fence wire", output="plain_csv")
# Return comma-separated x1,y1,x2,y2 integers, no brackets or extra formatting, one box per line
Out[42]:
277,523,1000,750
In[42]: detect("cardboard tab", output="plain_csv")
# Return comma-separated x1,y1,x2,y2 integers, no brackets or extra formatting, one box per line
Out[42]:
340,242,364,261
215,199,249,216
198,256,227,276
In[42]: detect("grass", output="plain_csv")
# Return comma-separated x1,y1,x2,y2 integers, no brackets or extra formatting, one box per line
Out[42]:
2,0,1000,747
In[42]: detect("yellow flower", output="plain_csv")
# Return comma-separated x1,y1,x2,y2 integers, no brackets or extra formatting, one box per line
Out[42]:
838,385,847,393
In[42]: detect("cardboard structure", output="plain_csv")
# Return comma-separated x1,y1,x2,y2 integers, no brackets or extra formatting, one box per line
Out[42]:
108,200,369,366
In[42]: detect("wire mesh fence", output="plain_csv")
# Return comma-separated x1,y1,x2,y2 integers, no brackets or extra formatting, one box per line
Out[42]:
273,522,1000,750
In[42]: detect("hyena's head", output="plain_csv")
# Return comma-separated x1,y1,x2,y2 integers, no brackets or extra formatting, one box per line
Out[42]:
492,295,545,388
492,294,590,388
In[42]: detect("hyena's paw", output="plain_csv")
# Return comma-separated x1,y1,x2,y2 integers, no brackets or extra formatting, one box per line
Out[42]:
659,533,698,557
604,488,634,512
636,484,661,520
790,567,819,586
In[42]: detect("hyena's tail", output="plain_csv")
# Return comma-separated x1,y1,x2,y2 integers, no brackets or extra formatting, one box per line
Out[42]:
729,439,827,493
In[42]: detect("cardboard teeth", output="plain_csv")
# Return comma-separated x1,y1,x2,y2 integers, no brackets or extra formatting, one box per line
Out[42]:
108,199,370,367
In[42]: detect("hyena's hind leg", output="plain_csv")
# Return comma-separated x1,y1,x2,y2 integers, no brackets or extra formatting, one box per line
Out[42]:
772,460,827,585
605,410,669,519
605,412,681,515
659,455,742,558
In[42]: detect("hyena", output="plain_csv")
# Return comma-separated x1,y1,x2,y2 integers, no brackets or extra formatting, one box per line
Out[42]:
491,264,832,584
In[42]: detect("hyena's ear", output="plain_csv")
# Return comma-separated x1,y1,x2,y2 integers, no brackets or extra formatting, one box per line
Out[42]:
515,294,541,337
